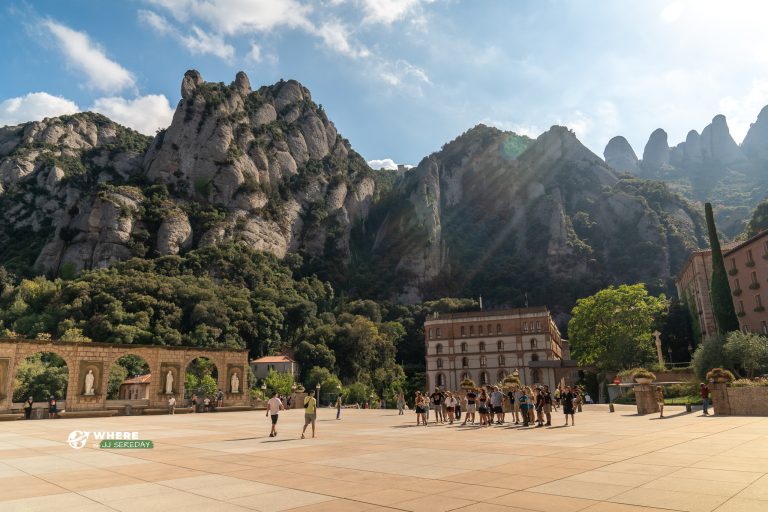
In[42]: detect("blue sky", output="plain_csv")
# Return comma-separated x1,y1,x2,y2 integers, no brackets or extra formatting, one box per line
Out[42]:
2,1,768,168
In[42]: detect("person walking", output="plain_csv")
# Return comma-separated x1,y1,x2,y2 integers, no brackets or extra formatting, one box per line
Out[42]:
656,386,665,418
397,392,405,415
336,395,342,420
302,390,318,438
562,386,575,426
23,396,34,420
266,391,283,437
700,383,710,416
168,395,176,415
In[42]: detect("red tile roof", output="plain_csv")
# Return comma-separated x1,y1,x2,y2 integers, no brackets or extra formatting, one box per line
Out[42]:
251,355,294,364
121,374,151,385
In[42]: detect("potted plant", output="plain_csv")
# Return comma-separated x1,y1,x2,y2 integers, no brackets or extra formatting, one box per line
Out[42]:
706,368,735,383
295,385,305,393
632,369,656,385
460,378,476,390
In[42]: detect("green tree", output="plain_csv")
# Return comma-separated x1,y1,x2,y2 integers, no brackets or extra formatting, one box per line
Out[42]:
199,374,219,396
745,199,768,237
343,382,376,406
106,364,129,399
12,353,69,402
705,202,740,333
658,301,696,363
691,336,731,379
569,284,667,370
724,331,768,378
264,369,294,395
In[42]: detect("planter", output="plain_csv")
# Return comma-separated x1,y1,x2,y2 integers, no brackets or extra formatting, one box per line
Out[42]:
634,377,653,385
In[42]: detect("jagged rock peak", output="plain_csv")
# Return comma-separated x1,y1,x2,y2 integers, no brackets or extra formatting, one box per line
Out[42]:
181,70,204,99
604,135,639,173
742,104,768,162
642,128,669,170
233,71,251,94
701,113,746,164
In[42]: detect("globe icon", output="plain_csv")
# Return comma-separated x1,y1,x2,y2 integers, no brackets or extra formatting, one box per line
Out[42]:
67,430,89,449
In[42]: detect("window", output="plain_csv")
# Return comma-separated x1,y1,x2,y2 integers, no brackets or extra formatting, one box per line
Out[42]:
436,374,445,387
753,271,759,285
498,354,505,366
748,250,754,264
428,328,433,339
487,324,492,335
531,353,539,362
479,341,486,352
739,300,745,314
756,294,763,310
523,322,528,333
462,357,468,368
735,278,741,290
480,356,487,367
731,258,737,270
496,324,502,334
764,241,768,257
461,326,466,336
480,371,488,385
530,338,537,349
462,372,471,381
478,325,483,335
470,326,475,336
497,340,504,351
436,343,443,354
497,370,506,381
535,321,541,331
762,321,768,335
461,342,468,353
436,358,443,369
436,328,441,338
743,324,750,333
531,369,541,384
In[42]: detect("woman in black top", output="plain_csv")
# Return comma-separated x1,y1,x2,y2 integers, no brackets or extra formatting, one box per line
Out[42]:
562,386,575,426
534,388,545,427
478,389,490,426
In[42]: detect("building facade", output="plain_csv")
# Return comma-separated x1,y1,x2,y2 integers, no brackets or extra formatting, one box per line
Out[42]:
118,374,151,400
724,231,768,335
250,355,300,380
424,307,571,391
676,232,768,337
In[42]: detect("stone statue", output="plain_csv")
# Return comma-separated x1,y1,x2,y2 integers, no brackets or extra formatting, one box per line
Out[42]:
84,369,95,395
165,370,174,394
231,372,240,394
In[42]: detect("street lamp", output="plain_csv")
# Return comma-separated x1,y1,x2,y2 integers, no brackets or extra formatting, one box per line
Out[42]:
316,384,321,405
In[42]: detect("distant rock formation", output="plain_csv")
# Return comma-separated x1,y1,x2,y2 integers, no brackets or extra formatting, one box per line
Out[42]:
604,135,640,174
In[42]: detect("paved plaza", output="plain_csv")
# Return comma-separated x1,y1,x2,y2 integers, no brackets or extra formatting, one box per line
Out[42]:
1,405,768,511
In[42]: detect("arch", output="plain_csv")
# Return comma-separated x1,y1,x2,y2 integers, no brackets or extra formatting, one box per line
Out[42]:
462,357,468,368
108,353,151,400
185,356,220,399
497,340,504,351
435,343,443,354
12,351,70,403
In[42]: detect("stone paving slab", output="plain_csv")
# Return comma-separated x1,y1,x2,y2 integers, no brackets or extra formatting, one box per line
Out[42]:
0,405,767,511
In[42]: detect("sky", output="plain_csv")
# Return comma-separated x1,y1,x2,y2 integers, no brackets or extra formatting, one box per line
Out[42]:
2,0,768,169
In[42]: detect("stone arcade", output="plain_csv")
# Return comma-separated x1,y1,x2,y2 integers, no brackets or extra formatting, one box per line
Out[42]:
0,338,249,413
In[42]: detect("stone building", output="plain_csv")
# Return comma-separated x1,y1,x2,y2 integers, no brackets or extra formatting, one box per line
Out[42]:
118,374,151,400
250,355,299,380
676,233,768,337
423,307,574,391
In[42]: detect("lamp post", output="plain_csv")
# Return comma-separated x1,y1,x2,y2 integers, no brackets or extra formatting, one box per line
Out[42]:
316,384,321,405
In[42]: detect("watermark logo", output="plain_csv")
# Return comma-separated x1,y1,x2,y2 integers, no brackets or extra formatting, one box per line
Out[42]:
67,431,153,449
67,430,90,449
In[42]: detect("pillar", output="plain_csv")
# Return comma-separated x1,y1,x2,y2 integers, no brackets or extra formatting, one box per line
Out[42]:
634,384,659,415
710,382,730,415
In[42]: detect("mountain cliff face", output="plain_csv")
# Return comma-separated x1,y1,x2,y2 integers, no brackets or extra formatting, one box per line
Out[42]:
0,71,375,277
352,125,706,306
605,111,768,238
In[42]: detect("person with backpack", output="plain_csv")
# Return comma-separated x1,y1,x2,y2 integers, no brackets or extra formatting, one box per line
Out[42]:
301,389,318,438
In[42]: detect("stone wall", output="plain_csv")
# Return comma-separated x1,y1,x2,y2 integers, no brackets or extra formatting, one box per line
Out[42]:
711,382,768,416
0,339,249,412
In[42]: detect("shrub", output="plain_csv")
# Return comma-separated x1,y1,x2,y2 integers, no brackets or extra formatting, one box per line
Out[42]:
730,378,768,387
706,368,735,382
632,369,656,380
460,378,476,389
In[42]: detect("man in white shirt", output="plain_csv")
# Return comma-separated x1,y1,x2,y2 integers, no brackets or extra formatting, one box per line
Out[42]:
266,391,284,437
444,392,458,424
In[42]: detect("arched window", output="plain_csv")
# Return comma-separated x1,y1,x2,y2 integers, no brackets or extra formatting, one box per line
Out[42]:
479,341,486,352
436,343,443,354
531,353,539,362
498,354,505,366
496,323,502,334
497,340,504,351
462,357,468,368
530,338,537,349
437,374,445,387
480,371,489,385
461,342,468,353
480,356,487,367
437,358,443,369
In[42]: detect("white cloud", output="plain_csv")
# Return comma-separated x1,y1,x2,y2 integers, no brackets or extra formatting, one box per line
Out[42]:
481,118,541,138
557,110,592,140
180,26,236,61
367,158,399,170
360,0,423,25
90,95,174,135
0,92,80,127
247,42,262,62
42,20,136,92
660,2,684,24
719,80,768,143
376,59,431,93
138,9,173,34
313,20,370,58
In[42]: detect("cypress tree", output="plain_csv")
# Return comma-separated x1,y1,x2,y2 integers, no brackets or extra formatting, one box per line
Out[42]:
705,202,740,333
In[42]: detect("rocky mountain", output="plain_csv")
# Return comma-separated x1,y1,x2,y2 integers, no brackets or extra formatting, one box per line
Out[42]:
1,70,709,312
605,110,768,238
351,124,707,307
0,70,376,277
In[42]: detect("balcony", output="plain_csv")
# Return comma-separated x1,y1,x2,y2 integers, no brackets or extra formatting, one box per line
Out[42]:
746,260,756,268
733,288,743,296
750,282,761,290
728,268,738,276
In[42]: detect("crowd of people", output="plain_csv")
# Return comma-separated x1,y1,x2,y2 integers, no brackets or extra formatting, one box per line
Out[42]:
411,384,583,427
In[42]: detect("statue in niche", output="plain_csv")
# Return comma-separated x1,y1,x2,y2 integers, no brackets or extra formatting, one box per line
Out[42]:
231,372,240,393
84,369,95,395
165,370,174,394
